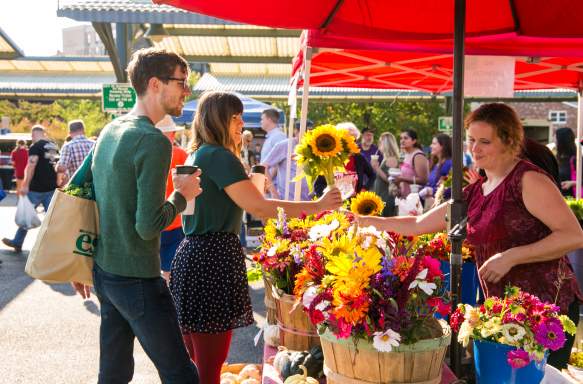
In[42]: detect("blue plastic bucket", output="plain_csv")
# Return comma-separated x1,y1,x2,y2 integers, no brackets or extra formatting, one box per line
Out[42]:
473,339,546,384
436,261,482,319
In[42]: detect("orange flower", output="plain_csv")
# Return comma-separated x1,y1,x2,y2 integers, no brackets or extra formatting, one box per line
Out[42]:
332,292,370,324
392,256,415,282
293,269,313,298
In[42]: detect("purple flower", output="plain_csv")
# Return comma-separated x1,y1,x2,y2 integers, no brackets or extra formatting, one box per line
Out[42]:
534,318,566,351
507,349,530,369
381,256,395,279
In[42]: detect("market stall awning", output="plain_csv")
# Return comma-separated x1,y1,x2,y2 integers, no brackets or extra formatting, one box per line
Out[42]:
292,43,583,94
152,0,583,41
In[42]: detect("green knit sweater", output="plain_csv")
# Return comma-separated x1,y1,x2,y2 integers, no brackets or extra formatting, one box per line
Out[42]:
91,115,186,278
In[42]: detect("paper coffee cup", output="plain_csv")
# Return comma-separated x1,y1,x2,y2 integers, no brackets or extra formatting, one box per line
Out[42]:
175,165,198,215
410,184,420,193
250,165,266,195
371,154,379,161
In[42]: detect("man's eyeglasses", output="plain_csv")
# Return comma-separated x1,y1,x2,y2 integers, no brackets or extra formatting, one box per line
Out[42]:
162,77,189,90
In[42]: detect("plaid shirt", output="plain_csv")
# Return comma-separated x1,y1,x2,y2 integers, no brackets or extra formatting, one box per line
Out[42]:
57,135,94,176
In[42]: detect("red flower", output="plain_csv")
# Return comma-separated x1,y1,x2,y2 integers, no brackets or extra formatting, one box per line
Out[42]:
428,297,451,317
450,308,465,332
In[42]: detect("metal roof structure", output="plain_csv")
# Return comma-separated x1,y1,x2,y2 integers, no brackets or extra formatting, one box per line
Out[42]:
0,56,113,72
0,56,115,99
0,27,24,59
57,0,229,24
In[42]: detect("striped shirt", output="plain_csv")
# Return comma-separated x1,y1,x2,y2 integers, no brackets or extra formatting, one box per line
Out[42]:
57,135,94,176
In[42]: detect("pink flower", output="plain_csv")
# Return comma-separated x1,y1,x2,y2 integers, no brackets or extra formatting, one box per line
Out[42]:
335,317,353,339
422,256,443,280
507,349,530,369
534,318,566,351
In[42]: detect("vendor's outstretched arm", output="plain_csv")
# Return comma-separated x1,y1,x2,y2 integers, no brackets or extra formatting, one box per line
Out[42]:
358,202,449,236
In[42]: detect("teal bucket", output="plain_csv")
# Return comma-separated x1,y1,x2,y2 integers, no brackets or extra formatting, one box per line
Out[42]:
473,339,546,384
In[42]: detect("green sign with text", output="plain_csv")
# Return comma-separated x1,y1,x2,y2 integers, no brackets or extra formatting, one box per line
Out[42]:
438,116,453,132
102,83,136,113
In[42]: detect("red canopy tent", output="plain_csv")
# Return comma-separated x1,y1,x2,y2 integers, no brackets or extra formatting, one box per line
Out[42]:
153,0,583,41
152,0,583,375
292,30,583,93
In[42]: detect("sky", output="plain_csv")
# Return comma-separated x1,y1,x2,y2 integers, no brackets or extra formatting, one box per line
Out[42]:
0,0,86,56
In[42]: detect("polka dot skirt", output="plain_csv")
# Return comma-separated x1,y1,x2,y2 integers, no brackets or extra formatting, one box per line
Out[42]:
170,232,254,333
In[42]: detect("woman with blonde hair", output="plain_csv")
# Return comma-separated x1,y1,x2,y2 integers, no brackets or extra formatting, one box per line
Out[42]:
170,91,342,383
371,132,400,216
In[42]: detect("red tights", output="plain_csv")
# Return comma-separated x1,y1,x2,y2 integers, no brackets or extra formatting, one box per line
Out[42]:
182,331,233,384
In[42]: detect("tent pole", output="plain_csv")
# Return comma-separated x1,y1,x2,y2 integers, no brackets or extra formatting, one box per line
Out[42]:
577,90,582,199
294,46,312,201
284,75,299,200
449,0,467,378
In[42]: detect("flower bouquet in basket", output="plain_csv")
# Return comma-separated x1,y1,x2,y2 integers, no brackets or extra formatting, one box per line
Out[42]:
295,124,360,189
253,208,356,350
450,286,577,384
291,197,452,383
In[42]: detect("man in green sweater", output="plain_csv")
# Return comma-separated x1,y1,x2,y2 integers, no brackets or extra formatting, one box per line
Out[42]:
72,48,202,384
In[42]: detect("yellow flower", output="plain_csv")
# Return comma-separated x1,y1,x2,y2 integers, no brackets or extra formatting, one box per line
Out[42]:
308,124,343,158
320,234,355,259
350,191,385,216
341,130,360,154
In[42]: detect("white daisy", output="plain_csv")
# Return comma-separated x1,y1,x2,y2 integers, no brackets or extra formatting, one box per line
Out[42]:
267,245,278,257
373,329,401,352
501,323,526,344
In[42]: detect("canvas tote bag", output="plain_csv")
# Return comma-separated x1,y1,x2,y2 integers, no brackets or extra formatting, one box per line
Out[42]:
25,151,97,285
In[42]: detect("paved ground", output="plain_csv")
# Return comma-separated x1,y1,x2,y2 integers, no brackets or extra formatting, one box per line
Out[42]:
0,192,265,383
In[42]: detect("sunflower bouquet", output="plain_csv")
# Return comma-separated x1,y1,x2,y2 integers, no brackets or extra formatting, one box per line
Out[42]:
294,219,451,350
450,286,576,368
253,208,355,294
295,124,360,189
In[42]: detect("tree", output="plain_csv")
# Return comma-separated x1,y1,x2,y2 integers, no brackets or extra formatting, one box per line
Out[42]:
272,98,447,147
0,99,111,144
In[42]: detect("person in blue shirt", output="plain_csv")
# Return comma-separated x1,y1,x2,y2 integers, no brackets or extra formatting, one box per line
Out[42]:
421,133,452,200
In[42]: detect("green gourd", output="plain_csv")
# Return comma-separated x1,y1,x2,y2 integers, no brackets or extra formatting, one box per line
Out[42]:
288,351,309,378
302,346,324,378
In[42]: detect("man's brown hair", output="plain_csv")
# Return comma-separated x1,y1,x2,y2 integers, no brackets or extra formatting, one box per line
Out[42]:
126,48,189,96
262,108,280,124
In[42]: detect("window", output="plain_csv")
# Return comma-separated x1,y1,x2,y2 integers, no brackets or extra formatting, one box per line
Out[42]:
548,110,567,124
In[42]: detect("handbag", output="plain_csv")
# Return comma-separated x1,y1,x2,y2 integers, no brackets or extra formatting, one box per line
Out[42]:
25,151,97,285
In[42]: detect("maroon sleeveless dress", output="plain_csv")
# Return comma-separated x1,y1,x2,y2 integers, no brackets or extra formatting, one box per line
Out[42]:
464,160,582,314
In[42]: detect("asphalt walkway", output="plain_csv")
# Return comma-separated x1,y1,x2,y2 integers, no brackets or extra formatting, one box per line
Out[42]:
0,193,265,383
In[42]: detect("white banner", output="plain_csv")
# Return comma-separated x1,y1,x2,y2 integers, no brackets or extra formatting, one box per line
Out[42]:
464,56,515,98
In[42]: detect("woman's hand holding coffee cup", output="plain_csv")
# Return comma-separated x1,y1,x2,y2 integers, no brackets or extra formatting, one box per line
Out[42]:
173,166,202,202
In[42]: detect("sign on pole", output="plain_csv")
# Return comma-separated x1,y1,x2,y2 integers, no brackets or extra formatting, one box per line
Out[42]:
101,84,136,113
438,116,453,133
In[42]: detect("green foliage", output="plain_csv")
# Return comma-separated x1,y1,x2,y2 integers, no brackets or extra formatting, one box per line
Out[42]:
566,197,583,221
272,98,447,147
62,182,94,200
246,263,263,283
0,99,111,144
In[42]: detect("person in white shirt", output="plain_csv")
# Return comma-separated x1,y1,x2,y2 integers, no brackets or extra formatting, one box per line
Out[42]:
259,108,286,193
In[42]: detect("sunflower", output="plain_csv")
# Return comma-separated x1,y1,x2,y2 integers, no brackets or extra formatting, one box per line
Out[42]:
308,124,343,158
320,234,356,259
350,191,385,216
341,130,361,154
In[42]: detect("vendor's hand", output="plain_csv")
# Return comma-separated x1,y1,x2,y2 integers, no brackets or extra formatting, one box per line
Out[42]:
71,282,92,299
561,180,576,190
356,215,374,228
478,252,513,284
464,169,481,185
318,186,342,211
173,168,202,201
